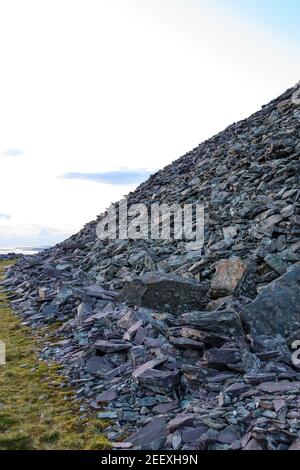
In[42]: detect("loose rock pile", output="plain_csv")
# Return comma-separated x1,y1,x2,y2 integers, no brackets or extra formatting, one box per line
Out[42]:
2,84,300,450
0,254,22,261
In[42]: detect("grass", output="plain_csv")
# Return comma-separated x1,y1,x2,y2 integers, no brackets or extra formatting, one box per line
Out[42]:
0,260,110,450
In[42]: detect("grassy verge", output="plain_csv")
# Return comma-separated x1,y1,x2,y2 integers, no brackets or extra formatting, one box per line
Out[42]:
0,260,110,450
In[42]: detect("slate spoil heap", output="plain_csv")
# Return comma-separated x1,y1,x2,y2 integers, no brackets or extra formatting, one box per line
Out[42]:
2,84,300,450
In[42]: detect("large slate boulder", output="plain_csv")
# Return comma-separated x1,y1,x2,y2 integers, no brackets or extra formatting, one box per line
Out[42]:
121,272,209,314
241,265,300,337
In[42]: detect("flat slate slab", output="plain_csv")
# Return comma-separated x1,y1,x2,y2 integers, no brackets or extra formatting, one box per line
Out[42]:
241,265,300,337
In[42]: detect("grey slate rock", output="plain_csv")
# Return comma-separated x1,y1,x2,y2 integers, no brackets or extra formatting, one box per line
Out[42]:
122,272,209,314
241,265,300,337
95,339,131,354
125,417,168,449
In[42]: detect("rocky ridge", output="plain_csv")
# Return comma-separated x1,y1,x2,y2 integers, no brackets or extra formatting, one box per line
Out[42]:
2,83,300,450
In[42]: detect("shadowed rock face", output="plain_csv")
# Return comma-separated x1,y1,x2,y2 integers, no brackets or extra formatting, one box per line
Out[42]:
121,272,209,314
241,265,300,338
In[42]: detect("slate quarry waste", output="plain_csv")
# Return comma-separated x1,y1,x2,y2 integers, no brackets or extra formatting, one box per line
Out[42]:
2,83,300,450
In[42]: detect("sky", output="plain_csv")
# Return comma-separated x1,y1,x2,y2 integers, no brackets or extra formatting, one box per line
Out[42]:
0,0,299,248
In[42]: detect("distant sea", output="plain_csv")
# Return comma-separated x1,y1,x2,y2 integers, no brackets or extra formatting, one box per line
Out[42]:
0,246,49,256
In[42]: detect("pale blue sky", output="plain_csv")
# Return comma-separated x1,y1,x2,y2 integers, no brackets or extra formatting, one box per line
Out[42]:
0,0,299,248
222,0,300,43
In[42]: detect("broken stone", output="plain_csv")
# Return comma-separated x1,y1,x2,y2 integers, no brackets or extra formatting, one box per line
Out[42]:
125,417,167,450
260,214,283,236
97,411,117,419
85,357,112,376
38,287,48,300
85,284,116,300
181,426,209,444
206,296,233,311
76,302,92,325
264,254,288,275
132,358,166,379
289,439,300,451
223,226,238,241
123,320,143,341
257,381,300,394
210,258,247,299
40,303,59,317
241,266,300,337
96,390,118,402
167,414,194,432
244,438,265,451
171,431,182,450
281,204,295,218
152,400,178,415
121,272,209,314
169,337,205,350
203,348,241,369
225,382,252,398
244,373,277,385
95,340,131,354
177,310,242,335
218,426,241,445
136,369,181,394
274,399,286,413
180,327,228,346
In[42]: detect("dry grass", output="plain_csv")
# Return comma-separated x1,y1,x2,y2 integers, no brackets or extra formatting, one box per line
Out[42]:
0,260,110,450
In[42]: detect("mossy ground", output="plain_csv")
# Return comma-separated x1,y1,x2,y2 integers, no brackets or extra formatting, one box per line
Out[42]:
0,260,110,450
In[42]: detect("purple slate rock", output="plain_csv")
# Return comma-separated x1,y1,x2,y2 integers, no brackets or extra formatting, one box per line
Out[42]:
137,368,181,393
152,400,179,415
85,284,117,300
169,337,205,351
84,311,112,324
95,339,132,354
143,337,164,348
125,417,168,449
96,389,118,402
257,381,300,394
218,426,241,445
289,439,300,451
76,302,92,324
243,439,265,451
241,432,251,449
181,425,209,444
105,363,132,379
167,414,194,432
132,358,166,379
134,326,146,345
274,399,286,412
203,348,241,369
244,372,277,385
197,429,220,450
225,382,252,398
85,356,112,376
123,320,144,341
